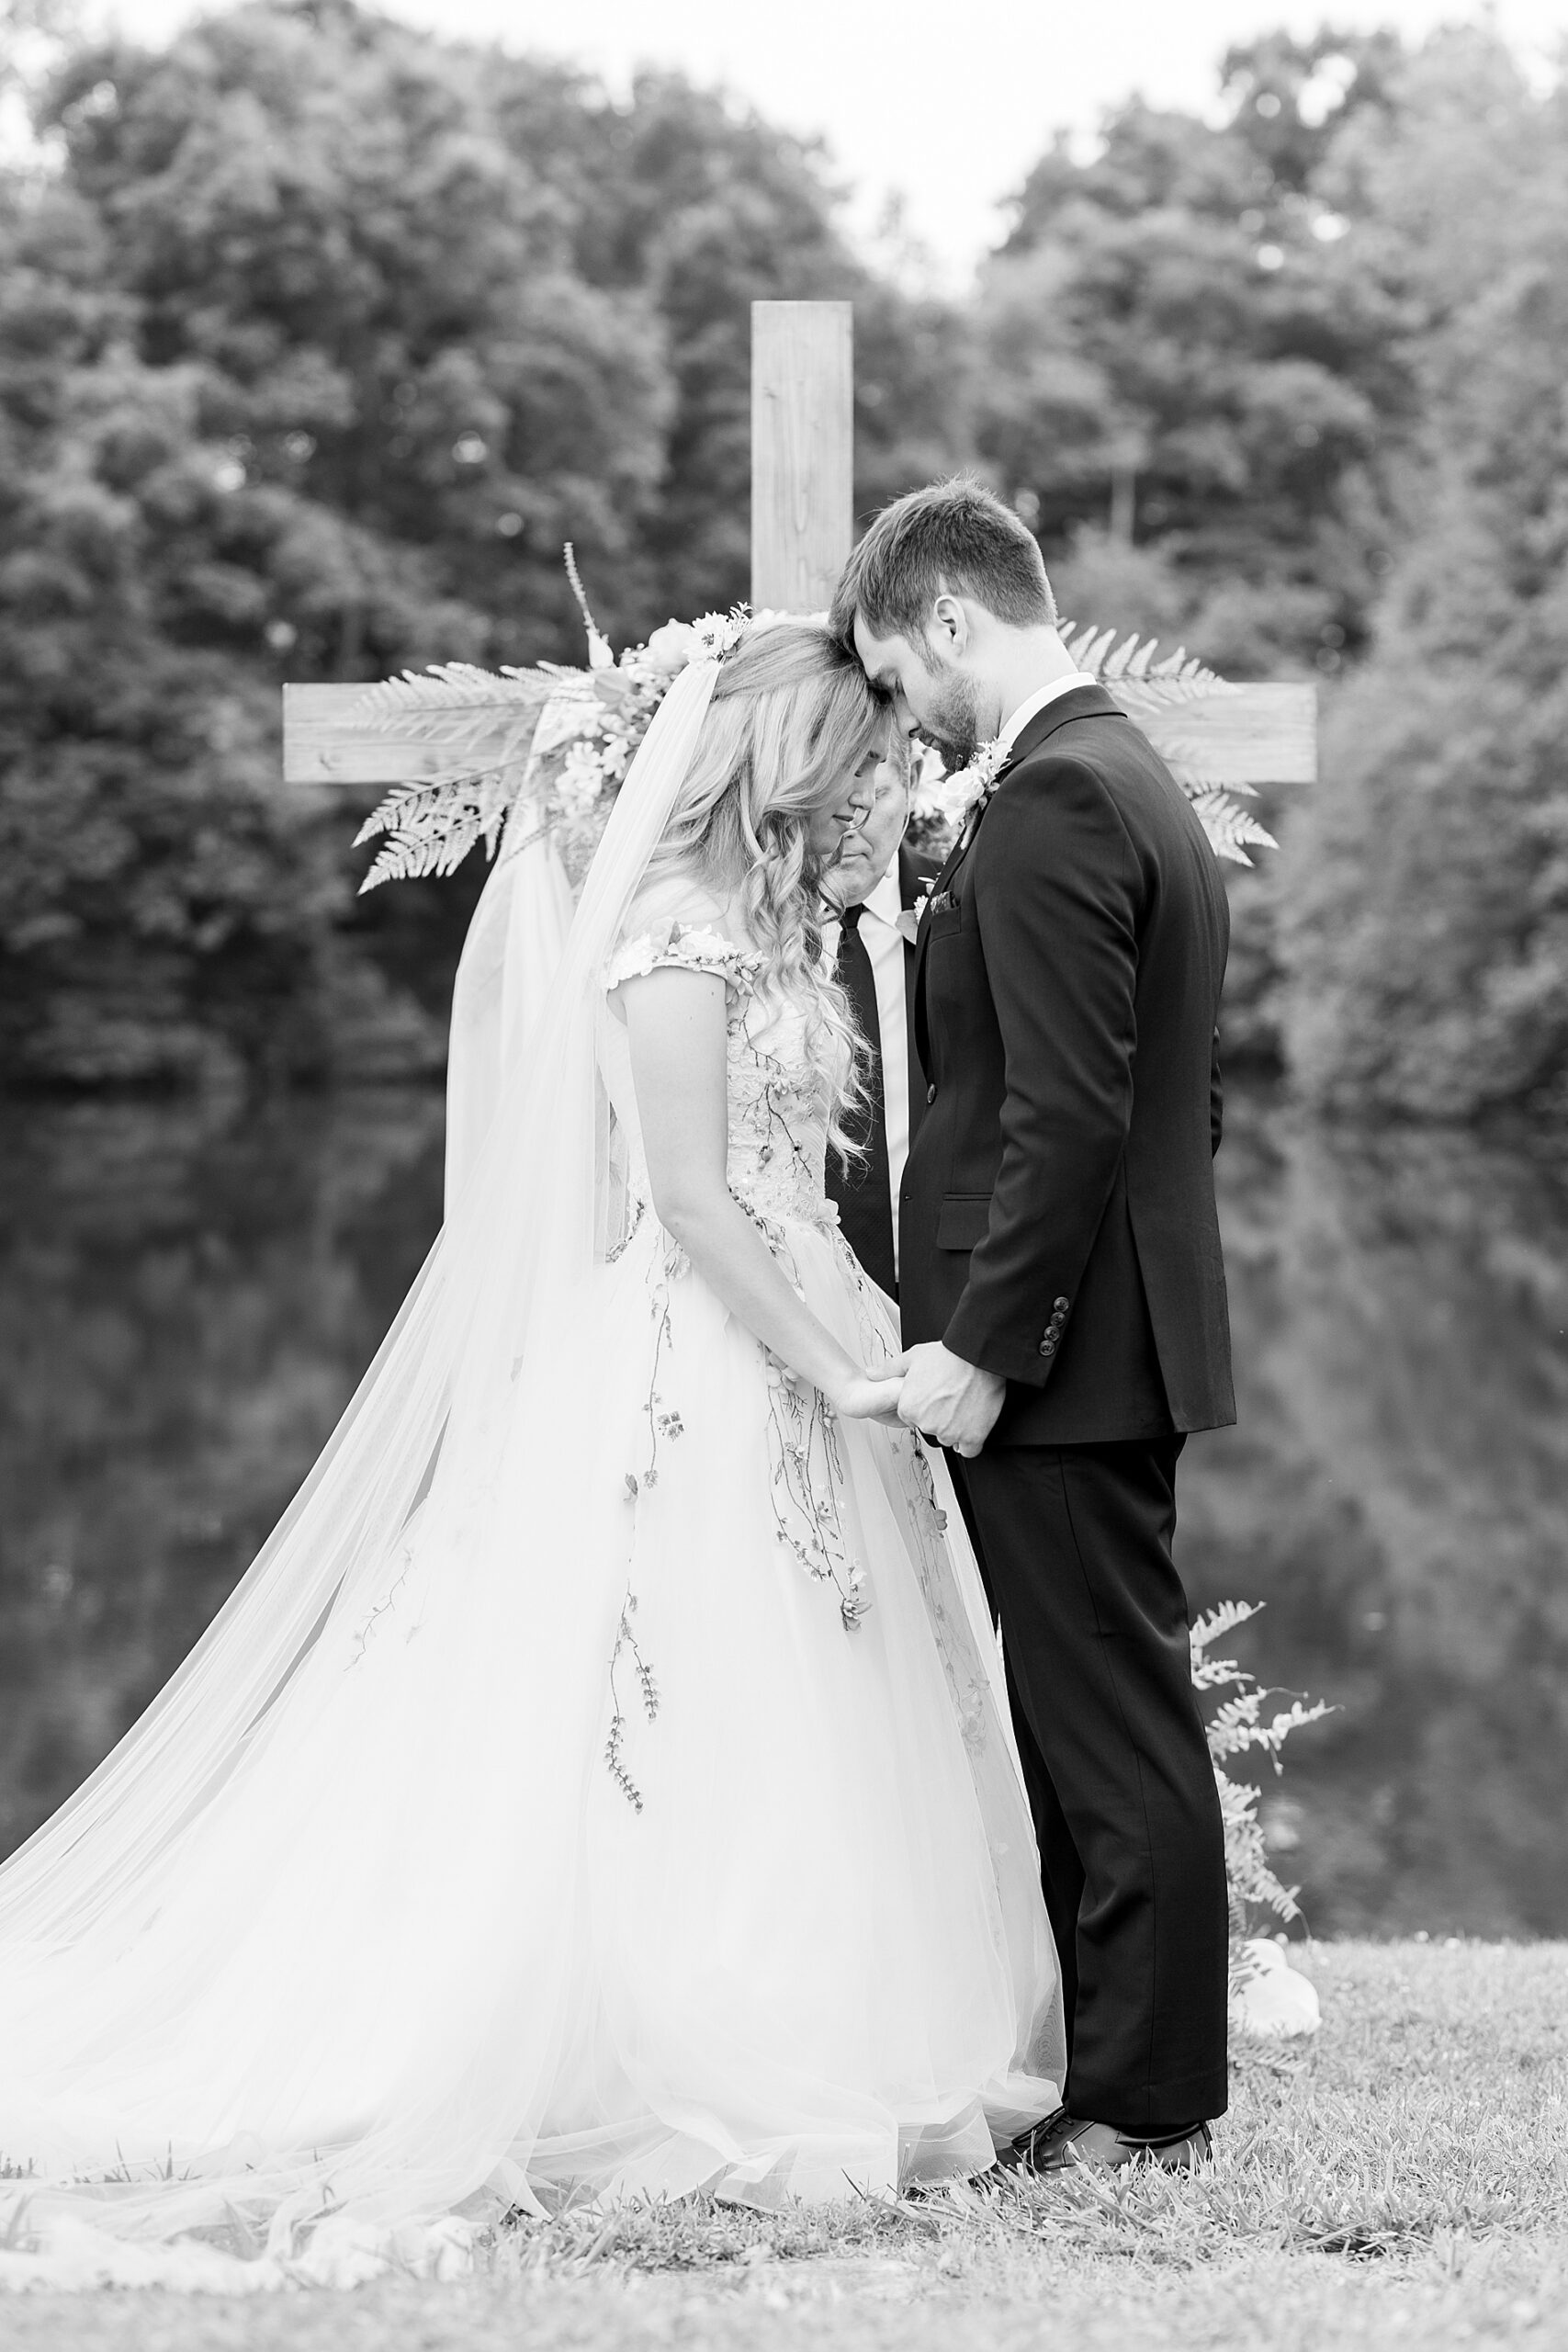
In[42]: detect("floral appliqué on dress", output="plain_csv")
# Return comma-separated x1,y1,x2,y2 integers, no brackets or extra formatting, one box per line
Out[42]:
598,920,871,1808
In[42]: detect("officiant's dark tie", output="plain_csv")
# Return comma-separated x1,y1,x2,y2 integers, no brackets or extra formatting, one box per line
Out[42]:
827,903,897,1295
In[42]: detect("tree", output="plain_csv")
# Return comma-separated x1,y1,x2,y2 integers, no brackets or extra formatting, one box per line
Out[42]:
1281,32,1568,1120
0,1,964,1087
976,36,1417,678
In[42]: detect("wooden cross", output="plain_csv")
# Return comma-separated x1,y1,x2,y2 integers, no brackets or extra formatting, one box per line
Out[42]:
281,300,1314,791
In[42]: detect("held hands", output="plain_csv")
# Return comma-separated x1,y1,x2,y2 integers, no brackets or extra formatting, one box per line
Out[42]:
830,1354,910,1429
896,1342,1006,1459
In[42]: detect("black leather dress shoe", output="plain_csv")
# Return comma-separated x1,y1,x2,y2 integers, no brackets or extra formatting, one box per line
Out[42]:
1011,2107,1213,2176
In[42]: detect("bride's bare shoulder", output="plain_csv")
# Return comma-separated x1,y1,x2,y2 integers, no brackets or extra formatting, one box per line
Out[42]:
622,874,733,936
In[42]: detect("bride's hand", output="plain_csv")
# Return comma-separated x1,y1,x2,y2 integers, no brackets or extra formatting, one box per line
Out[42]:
830,1356,909,1428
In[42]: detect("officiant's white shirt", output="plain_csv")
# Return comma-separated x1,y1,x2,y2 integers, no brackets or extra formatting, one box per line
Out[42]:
997,671,1098,752
822,859,908,1277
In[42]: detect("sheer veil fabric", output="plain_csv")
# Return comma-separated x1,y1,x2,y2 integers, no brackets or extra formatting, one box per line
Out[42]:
0,659,1063,2289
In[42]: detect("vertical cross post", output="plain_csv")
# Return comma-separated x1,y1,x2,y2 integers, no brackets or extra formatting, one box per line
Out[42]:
280,295,1315,789
750,300,853,612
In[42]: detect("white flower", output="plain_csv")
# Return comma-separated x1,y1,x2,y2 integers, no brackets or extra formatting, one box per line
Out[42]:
556,738,607,814
912,738,1007,834
690,605,752,662
642,619,703,676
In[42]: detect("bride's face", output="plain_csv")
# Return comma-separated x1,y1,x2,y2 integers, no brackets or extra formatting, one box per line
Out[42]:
807,748,882,865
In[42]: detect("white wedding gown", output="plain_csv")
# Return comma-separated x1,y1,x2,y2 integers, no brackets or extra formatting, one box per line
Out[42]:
0,894,1062,2290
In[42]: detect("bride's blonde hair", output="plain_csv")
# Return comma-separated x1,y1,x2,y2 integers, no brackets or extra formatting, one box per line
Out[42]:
641,620,891,1144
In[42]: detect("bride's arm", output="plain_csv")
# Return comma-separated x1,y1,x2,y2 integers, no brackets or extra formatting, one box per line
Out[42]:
620,966,903,1422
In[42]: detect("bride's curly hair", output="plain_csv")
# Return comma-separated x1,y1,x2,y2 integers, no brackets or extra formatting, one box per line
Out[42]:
641,619,892,1149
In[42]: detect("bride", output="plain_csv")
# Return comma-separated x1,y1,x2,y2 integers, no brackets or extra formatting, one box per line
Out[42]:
0,619,1063,2289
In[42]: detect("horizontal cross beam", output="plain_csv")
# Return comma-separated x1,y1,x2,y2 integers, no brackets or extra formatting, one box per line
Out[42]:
281,679,1317,791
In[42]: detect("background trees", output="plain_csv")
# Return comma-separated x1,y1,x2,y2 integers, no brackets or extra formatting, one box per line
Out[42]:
0,0,1562,1123
975,31,1412,679
1280,34,1568,1120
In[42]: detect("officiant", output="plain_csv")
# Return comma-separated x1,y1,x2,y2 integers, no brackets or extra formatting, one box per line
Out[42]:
823,752,940,1297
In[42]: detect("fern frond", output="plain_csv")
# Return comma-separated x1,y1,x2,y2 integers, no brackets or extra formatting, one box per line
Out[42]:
1065,623,1120,676
1190,791,1280,866
1191,1653,1250,1690
1061,620,1278,873
354,766,522,893
355,665,569,768
1216,1767,1304,1926
359,663,557,717
1061,619,1235,711
1197,1599,1329,1943
1190,1599,1264,1655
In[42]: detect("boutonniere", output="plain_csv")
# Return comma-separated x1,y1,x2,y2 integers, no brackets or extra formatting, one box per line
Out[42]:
897,882,935,945
953,738,1008,820
908,739,1008,841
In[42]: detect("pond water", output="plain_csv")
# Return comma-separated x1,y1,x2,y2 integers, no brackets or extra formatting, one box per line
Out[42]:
2,1084,1565,1936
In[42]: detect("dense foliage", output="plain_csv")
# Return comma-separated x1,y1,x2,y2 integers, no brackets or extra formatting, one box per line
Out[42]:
0,0,961,1086
0,1,1562,1117
1280,36,1568,1120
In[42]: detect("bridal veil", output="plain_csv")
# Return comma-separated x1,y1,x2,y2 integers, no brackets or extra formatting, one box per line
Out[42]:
0,662,728,2278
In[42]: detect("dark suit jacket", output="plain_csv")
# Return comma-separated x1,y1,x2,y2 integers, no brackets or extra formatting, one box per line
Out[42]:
899,684,1235,1445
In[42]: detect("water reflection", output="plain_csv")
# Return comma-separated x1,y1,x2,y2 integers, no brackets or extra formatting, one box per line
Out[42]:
0,1091,445,1860
1,1085,1565,1932
1182,1093,1568,1936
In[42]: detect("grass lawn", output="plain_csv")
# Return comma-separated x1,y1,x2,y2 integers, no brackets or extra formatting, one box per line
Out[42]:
5,1940,1564,2350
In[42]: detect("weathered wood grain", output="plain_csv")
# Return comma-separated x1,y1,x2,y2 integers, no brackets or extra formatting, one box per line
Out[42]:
750,300,853,615
1135,682,1317,786
283,678,1317,788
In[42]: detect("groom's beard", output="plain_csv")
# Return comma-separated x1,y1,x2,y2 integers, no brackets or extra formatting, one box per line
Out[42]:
919,670,981,769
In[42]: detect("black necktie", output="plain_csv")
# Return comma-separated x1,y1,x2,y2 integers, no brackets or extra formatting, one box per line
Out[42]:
827,902,897,1295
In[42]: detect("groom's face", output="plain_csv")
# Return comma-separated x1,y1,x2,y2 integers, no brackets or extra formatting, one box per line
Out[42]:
852,614,982,768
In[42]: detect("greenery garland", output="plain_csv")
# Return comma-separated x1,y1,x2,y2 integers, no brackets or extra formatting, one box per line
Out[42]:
352,555,1275,894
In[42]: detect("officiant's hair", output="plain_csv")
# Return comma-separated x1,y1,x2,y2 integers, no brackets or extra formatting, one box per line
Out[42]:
829,478,1056,650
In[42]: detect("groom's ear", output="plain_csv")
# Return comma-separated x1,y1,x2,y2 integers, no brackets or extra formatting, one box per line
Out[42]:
930,591,970,660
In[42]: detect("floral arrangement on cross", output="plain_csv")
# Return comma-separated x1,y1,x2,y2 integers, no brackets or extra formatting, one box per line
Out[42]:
352,549,1275,895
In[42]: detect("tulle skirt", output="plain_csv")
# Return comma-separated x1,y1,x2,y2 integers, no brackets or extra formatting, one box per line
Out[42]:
0,1210,1061,2288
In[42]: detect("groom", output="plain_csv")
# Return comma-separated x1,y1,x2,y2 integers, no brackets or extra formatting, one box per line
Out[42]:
831,481,1234,2173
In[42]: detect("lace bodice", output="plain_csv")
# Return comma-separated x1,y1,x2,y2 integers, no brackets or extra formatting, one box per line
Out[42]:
601,917,844,1240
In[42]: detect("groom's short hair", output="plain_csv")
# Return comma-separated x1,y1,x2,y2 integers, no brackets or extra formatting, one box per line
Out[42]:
830,479,1056,647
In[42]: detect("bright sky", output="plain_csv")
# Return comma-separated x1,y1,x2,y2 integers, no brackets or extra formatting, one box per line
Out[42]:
97,0,1568,280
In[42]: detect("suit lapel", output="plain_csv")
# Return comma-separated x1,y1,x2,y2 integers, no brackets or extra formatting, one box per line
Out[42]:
992,682,1123,777
909,850,953,1077
909,684,1126,1060
899,841,940,1131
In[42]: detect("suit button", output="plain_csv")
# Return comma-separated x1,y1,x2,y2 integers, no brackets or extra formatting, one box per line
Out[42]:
926,1083,937,1104
1038,1339,1055,1357
1054,1296,1070,1312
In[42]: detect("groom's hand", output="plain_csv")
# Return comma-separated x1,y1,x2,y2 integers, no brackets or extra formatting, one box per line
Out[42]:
897,1343,1006,1458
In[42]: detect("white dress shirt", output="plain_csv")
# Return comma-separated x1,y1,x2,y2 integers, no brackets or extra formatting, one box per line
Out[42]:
822,859,910,1277
996,671,1098,754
